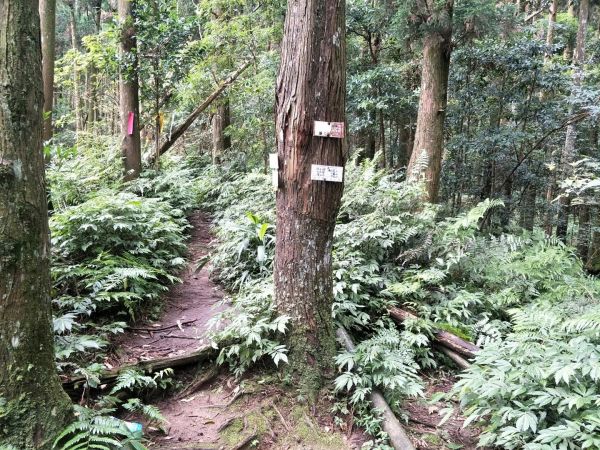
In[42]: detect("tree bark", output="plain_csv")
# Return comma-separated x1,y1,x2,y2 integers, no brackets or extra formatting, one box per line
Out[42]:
40,0,56,142
544,0,558,62
520,184,536,231
212,101,230,165
118,0,142,181
336,328,416,450
274,0,346,393
388,307,480,358
0,0,72,445
66,0,83,135
587,207,600,273
63,344,214,394
577,205,591,263
557,0,589,241
406,1,454,203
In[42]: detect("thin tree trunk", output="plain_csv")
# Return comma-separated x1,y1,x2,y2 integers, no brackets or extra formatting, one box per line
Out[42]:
0,0,72,445
544,0,558,62
87,0,102,127
564,0,577,59
577,205,591,262
500,175,513,228
223,98,231,150
211,107,225,164
274,0,346,393
406,1,454,203
587,207,600,272
118,0,142,180
557,0,589,241
211,99,231,164
67,0,82,135
520,184,536,231
379,109,386,168
40,0,56,142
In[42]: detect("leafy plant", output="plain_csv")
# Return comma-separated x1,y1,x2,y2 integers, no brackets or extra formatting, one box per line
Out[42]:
208,279,289,377
335,327,423,407
453,302,600,449
211,211,275,290
53,406,147,450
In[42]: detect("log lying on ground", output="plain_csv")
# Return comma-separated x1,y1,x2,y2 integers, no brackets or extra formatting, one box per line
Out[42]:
147,59,252,165
61,344,215,392
434,345,471,370
336,328,416,450
388,307,480,359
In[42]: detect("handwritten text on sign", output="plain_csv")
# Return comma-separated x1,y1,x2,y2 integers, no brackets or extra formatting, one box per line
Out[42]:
311,165,344,183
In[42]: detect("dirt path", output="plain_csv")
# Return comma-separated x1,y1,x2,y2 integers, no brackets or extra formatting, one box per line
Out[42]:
111,212,478,449
112,212,227,365
113,212,366,449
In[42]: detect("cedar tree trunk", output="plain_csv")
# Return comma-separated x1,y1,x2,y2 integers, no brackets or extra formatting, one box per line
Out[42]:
406,1,454,203
557,0,589,241
118,0,141,181
40,0,56,142
274,0,346,393
0,0,72,446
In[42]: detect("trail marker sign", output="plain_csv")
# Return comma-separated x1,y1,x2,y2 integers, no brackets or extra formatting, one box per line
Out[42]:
311,164,343,182
314,121,345,138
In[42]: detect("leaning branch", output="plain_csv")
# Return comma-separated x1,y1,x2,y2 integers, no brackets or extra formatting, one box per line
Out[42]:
148,60,252,164
336,328,416,450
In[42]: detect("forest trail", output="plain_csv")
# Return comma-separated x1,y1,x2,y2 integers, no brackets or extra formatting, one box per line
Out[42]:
111,212,369,449
108,212,478,449
112,211,226,366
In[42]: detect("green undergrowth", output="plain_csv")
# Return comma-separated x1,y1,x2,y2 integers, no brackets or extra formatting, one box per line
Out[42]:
47,140,210,375
46,140,208,447
197,156,600,449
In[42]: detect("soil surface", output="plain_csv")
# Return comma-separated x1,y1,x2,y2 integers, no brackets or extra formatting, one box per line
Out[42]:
111,211,227,366
403,374,482,449
112,212,481,449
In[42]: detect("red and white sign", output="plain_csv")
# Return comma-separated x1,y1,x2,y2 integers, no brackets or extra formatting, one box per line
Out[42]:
314,121,345,138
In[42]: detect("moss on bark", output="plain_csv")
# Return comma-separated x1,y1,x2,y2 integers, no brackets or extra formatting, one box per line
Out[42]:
0,0,73,446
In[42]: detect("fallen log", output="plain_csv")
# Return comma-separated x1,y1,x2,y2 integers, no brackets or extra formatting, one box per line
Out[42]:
434,345,471,370
147,60,252,165
61,344,215,392
388,307,480,359
336,328,416,450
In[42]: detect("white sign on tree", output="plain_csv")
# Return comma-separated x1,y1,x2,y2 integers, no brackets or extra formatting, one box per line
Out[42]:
310,164,344,182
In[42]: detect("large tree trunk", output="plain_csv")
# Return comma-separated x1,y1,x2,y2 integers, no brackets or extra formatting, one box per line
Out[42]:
118,0,141,181
406,2,454,203
557,0,589,241
274,0,346,393
0,0,72,446
40,0,56,142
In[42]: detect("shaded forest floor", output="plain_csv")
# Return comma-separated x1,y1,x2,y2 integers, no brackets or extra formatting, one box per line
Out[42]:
109,212,480,449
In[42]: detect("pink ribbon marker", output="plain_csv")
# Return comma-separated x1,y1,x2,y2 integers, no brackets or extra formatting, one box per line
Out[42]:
127,112,135,135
